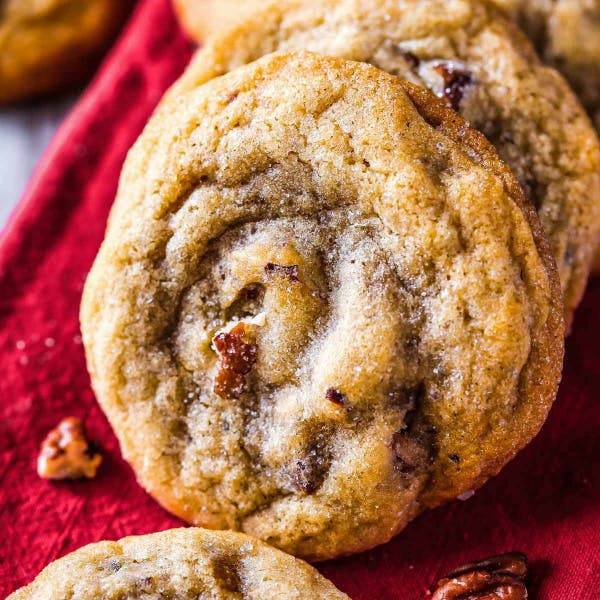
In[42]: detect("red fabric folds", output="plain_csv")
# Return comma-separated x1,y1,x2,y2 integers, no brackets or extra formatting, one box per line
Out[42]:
0,1,597,597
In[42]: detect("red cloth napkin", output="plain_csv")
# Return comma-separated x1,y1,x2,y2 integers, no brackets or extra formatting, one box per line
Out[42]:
0,0,598,597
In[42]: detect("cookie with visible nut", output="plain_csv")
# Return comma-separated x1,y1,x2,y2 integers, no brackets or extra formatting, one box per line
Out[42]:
0,0,133,104
174,0,600,134
81,51,563,560
171,0,600,330
6,527,350,599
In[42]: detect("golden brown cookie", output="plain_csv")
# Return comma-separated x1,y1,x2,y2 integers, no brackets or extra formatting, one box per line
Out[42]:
0,0,134,104
175,0,600,132
493,0,600,131
171,0,600,329
82,51,563,560
7,528,350,599
172,0,257,41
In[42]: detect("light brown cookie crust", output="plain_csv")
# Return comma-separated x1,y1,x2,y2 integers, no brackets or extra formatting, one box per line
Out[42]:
172,0,259,42
494,0,600,275
82,51,563,560
493,0,600,131
0,0,133,104
171,0,600,329
7,528,350,599
173,0,600,131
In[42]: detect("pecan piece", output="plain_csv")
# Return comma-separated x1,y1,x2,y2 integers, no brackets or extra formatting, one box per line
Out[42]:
325,388,348,407
37,417,102,480
285,426,333,496
291,459,320,495
391,430,425,475
432,552,528,599
433,63,474,111
264,262,299,282
213,323,257,399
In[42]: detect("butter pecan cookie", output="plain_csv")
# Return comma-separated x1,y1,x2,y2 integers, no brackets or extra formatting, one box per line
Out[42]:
81,51,563,560
494,0,600,276
493,0,600,131
7,528,349,599
174,0,600,132
0,0,133,104
172,0,257,41
172,0,600,329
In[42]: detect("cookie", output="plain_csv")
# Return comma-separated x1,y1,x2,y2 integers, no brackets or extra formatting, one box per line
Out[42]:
7,527,350,599
172,0,258,41
0,0,133,104
171,0,600,329
494,0,600,276
173,0,600,131
81,51,563,560
493,0,600,131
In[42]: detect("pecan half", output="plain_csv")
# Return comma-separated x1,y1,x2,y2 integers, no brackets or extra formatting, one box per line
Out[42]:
433,63,474,111
213,323,257,399
432,552,528,599
37,417,102,480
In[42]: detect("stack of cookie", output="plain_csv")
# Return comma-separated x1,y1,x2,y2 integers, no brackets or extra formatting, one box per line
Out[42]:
10,1,600,597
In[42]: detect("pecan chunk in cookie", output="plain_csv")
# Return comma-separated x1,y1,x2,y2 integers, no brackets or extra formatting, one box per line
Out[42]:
213,323,258,399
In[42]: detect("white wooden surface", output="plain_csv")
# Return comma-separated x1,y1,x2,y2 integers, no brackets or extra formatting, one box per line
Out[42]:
0,95,76,230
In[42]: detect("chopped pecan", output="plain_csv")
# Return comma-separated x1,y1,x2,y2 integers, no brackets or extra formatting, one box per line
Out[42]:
213,323,257,399
212,557,242,593
291,459,319,495
432,552,528,599
288,430,332,496
433,63,474,111
325,388,348,407
264,262,299,282
388,383,429,475
37,417,102,480
391,430,425,475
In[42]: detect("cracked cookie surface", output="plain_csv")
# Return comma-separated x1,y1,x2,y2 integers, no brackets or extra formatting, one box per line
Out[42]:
0,0,133,103
7,528,349,599
81,51,563,560
172,0,600,329
174,0,600,132
493,0,600,275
